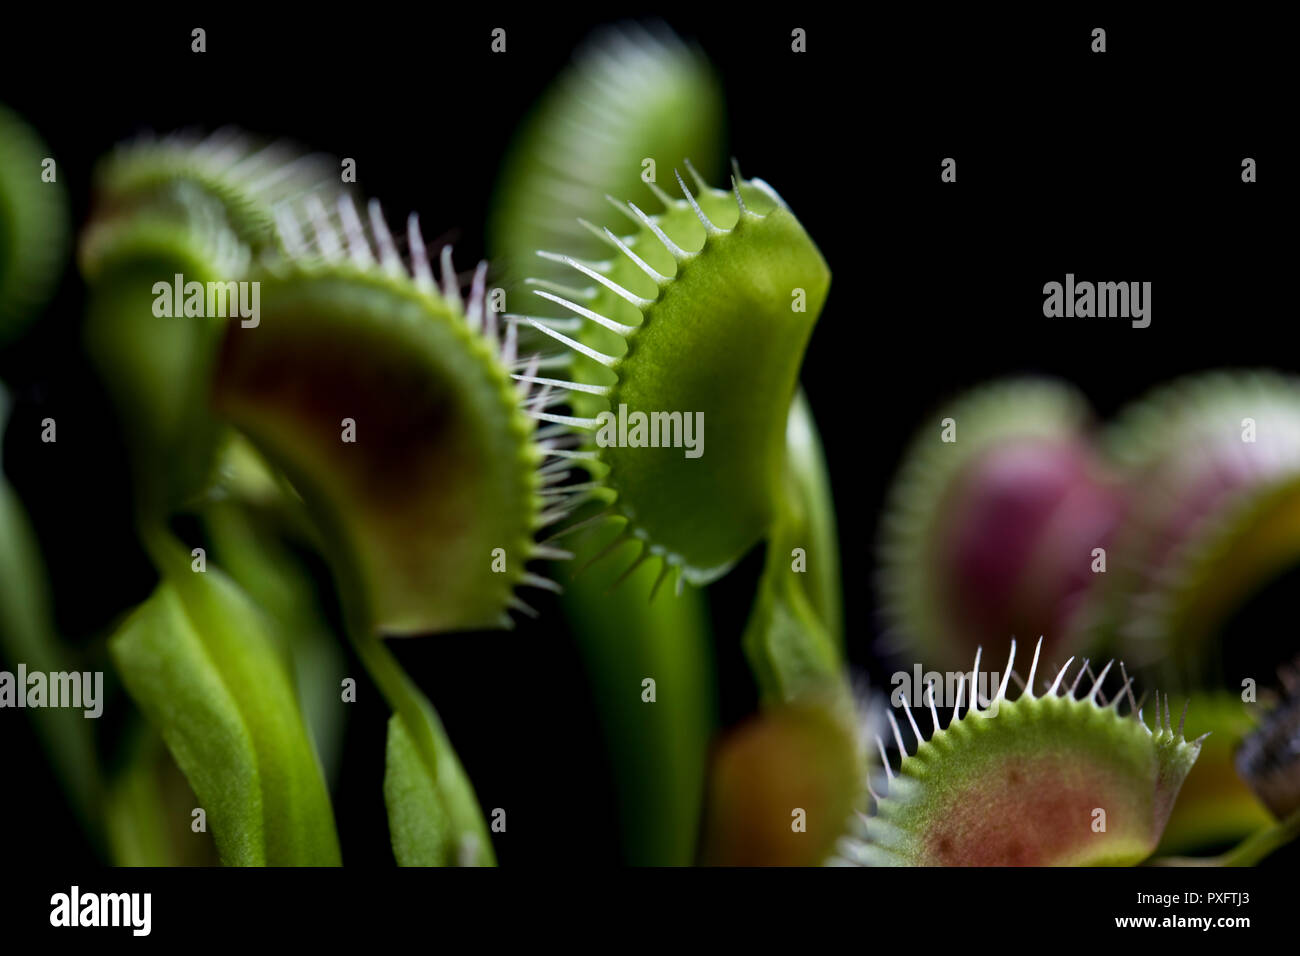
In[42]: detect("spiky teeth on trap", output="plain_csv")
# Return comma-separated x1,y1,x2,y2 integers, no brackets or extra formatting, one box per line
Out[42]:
213,195,570,634
1154,691,1275,854
842,638,1205,866
82,127,340,265
487,21,724,286
516,162,830,591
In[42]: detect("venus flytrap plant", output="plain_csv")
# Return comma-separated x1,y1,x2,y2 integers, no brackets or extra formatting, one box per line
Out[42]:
878,379,1124,672
210,197,578,865
522,163,830,589
492,19,852,861
75,131,471,865
78,132,339,515
73,129,507,863
847,638,1205,866
875,373,1300,864
521,161,845,724
75,126,549,866
489,22,729,864
14,87,1278,875
519,160,861,865
213,199,563,632
496,24,854,854
1035,370,1300,858
68,133,358,865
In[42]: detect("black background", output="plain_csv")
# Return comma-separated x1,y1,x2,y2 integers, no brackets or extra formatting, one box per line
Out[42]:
0,2,1292,906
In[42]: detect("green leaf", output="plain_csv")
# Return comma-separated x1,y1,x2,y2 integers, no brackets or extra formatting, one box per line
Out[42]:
109,533,341,865
110,583,264,864
780,390,843,646
383,703,496,867
742,391,844,705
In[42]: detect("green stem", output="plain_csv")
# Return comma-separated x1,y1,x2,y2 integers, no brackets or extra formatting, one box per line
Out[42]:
345,618,442,785
558,532,716,866
1148,806,1300,867
345,608,495,866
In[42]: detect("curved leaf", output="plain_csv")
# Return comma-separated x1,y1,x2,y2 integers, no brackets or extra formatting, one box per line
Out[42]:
383,705,495,867
742,391,844,704
109,533,341,865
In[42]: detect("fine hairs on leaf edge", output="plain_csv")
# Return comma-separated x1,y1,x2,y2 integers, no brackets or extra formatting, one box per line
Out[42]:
87,126,342,258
